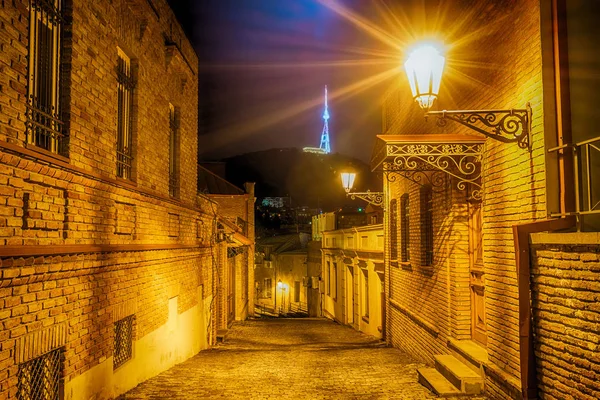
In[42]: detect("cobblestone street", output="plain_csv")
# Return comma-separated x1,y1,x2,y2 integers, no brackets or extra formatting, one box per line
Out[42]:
120,318,485,399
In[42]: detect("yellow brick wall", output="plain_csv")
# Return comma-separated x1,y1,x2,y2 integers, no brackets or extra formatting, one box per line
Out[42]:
381,0,547,397
531,241,600,400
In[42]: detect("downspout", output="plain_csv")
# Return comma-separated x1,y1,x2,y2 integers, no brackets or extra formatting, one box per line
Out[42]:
512,216,575,399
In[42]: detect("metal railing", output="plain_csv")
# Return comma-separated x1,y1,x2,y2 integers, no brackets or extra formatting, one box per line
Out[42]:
548,135,600,230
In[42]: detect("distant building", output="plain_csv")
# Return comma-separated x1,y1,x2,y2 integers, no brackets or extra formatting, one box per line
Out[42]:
197,165,255,327
321,224,385,339
254,233,309,315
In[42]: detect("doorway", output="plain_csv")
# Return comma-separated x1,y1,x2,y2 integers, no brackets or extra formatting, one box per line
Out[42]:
468,200,487,346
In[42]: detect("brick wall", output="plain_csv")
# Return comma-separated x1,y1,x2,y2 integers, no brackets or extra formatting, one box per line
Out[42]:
0,0,224,398
530,235,600,400
380,0,547,397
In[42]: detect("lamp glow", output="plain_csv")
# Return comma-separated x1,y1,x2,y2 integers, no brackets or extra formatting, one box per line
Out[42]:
340,172,356,193
404,44,445,110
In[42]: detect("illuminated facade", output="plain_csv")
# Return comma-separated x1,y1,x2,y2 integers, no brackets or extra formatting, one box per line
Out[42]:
321,224,385,339
0,1,254,399
375,0,600,399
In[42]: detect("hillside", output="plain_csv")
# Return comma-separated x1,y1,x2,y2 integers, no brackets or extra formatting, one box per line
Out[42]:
222,148,380,211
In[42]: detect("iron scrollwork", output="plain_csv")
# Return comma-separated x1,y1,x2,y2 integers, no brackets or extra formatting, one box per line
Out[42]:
383,165,447,193
386,142,484,200
347,190,384,207
426,103,532,150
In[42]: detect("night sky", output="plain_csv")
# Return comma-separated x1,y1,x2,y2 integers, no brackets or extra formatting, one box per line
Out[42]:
168,0,396,163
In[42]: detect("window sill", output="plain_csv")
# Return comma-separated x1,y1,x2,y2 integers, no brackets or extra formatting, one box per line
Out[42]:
362,316,369,323
115,176,138,187
24,143,70,164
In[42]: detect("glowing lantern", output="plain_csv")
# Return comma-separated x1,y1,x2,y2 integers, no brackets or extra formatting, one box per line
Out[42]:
404,44,445,110
340,172,356,193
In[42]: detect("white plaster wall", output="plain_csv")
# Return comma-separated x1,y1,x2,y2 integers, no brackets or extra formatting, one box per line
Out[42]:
65,293,212,400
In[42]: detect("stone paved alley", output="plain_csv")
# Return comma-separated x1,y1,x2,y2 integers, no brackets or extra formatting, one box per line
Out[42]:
120,318,488,399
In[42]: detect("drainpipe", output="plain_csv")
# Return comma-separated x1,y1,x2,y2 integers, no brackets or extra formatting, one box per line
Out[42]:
512,216,575,399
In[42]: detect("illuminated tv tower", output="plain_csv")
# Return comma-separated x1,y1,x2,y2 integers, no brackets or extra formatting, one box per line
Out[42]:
319,85,331,154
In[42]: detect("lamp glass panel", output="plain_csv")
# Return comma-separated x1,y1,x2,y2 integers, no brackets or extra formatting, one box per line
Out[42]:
340,172,356,192
404,45,445,109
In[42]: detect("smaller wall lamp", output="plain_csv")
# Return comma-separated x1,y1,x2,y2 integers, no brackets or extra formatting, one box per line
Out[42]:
340,171,383,207
404,43,532,150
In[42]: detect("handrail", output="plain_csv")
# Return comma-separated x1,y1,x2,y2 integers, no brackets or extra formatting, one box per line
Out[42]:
548,135,600,230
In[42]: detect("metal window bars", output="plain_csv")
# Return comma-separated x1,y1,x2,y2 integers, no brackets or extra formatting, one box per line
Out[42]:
116,50,135,179
548,135,600,230
421,186,434,267
26,0,66,154
400,194,410,262
17,348,63,400
169,105,179,197
114,315,134,369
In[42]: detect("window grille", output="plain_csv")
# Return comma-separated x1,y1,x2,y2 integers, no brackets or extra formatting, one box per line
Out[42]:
116,49,135,179
389,199,398,263
421,186,434,266
401,194,410,262
26,0,66,154
168,104,179,197
114,315,134,369
17,347,63,400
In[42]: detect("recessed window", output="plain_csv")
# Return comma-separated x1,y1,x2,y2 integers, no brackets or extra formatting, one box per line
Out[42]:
390,199,398,263
17,347,63,400
114,314,135,369
362,269,369,319
168,103,179,197
116,48,135,179
421,186,434,266
26,0,66,154
326,261,331,295
331,262,337,300
401,194,410,262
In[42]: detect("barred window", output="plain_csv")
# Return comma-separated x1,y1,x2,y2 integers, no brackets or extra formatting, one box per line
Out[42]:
389,199,398,263
421,186,434,266
116,48,135,180
401,194,410,262
26,0,66,154
168,103,179,197
17,347,63,400
114,315,134,369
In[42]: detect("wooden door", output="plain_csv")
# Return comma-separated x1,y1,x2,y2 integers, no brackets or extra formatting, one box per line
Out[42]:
469,201,487,346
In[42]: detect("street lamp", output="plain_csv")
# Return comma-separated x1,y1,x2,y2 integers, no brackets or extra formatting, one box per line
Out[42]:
340,171,383,207
277,280,287,313
404,42,532,150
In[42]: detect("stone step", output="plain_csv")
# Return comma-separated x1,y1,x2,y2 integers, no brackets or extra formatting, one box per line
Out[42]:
435,354,484,395
216,329,228,343
417,367,462,397
447,338,488,375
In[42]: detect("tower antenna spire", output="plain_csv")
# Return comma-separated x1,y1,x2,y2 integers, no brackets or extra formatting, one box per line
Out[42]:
319,85,331,154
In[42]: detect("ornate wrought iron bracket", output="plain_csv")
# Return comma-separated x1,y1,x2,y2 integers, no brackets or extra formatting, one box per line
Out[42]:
346,190,384,207
385,141,484,200
383,167,447,193
426,103,532,150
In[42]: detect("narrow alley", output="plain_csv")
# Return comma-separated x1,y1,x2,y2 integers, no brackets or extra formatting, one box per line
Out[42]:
119,319,487,399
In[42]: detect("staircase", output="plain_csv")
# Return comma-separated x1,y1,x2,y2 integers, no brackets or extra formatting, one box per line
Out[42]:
417,340,488,397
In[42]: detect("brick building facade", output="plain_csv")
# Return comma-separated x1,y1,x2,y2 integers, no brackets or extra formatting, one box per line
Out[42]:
373,0,599,399
0,0,252,398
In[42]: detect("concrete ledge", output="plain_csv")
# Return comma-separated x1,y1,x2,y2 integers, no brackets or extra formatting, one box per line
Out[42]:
530,232,600,245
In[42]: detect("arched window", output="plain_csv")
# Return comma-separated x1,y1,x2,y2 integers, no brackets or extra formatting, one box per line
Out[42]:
400,194,410,262
420,186,433,266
